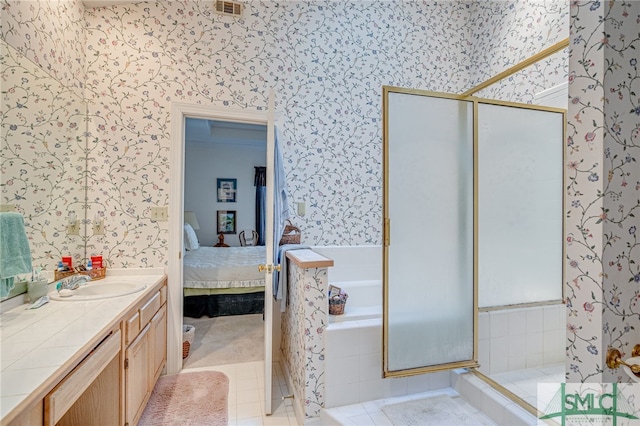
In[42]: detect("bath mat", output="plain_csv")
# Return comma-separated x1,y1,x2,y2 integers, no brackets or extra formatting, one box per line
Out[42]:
138,370,229,426
381,394,496,425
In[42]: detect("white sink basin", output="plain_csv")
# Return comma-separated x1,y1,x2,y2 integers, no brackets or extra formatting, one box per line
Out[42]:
50,281,147,301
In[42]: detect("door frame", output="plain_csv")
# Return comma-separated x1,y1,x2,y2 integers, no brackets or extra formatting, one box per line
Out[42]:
167,103,271,375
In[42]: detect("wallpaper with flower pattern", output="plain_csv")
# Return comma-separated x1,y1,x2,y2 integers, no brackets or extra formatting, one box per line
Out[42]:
281,263,328,419
1,0,86,96
566,0,640,383
4,0,634,395
469,1,569,103
1,4,86,272
2,1,570,270
81,0,474,268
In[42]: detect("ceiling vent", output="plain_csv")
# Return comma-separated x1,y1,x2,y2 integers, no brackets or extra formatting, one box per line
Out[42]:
214,0,243,17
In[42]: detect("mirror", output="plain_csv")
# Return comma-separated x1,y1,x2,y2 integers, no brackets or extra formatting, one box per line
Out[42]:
1,39,87,300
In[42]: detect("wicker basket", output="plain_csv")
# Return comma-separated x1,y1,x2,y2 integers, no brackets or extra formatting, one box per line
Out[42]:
54,267,107,281
182,341,191,359
328,292,348,315
183,325,195,359
279,219,301,245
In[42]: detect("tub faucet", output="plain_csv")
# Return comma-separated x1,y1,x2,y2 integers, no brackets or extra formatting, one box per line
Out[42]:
58,275,92,291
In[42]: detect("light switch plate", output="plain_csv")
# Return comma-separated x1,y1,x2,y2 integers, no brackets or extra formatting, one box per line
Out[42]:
67,223,80,235
150,206,169,221
297,201,306,217
93,222,105,235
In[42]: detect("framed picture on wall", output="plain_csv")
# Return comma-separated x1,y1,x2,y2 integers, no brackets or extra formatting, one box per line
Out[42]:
217,178,237,202
217,210,236,234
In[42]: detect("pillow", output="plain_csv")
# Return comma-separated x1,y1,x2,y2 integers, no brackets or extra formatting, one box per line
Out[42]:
183,223,199,251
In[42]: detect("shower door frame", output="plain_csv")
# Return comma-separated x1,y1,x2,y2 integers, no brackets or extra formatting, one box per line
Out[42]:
382,87,479,378
382,87,566,378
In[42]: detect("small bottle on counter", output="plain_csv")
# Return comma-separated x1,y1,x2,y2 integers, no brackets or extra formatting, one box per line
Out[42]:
86,260,93,271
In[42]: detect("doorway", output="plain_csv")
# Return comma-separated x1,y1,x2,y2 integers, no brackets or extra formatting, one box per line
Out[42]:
182,117,267,367
167,103,279,416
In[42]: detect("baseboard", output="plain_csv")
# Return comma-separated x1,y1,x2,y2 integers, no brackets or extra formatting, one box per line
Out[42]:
280,349,305,425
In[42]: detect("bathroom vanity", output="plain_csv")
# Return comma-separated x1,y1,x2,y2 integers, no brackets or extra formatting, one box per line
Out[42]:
0,273,167,426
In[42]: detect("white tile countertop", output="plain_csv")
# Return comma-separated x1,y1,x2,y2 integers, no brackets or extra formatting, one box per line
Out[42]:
0,269,166,422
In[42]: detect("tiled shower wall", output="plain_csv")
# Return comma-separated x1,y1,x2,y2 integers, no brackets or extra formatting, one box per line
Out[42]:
478,305,566,376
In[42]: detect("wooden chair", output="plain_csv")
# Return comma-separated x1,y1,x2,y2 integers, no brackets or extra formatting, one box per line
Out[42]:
239,230,259,246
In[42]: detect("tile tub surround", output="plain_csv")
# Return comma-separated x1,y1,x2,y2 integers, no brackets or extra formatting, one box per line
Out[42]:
311,246,382,283
324,317,451,409
328,280,382,323
0,270,165,422
477,304,566,376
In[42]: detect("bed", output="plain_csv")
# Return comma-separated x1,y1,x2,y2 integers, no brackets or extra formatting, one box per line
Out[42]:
183,246,266,318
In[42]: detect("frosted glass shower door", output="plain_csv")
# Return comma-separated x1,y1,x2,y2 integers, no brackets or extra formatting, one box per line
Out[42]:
477,103,564,307
383,88,477,376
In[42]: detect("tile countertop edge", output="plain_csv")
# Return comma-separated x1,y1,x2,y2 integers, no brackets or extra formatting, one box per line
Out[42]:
0,272,166,424
0,267,166,312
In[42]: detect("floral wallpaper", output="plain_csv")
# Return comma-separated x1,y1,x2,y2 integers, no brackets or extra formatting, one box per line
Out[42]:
1,0,86,96
469,0,569,103
1,38,86,271
566,0,640,383
2,0,570,270
3,0,637,401
280,261,328,419
1,0,86,273
81,0,570,267
81,0,477,268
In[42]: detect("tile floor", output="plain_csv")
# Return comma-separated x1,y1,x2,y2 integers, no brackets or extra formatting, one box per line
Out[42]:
180,311,563,425
491,362,565,408
182,313,300,425
182,360,301,425
320,365,565,426
320,387,499,426
178,360,562,425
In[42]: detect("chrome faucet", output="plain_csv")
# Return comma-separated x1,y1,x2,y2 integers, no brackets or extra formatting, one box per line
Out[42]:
57,275,92,291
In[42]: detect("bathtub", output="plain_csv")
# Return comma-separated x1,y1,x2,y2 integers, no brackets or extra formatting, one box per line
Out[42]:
328,280,382,323
322,277,563,408
324,279,449,408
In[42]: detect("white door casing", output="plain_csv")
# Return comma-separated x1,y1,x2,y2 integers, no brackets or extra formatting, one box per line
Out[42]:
169,102,275,414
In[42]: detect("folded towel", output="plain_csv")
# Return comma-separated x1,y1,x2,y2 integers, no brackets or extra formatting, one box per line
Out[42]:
274,244,310,312
0,212,32,297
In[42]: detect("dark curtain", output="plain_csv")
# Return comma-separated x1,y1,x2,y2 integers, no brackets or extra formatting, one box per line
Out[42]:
254,166,267,245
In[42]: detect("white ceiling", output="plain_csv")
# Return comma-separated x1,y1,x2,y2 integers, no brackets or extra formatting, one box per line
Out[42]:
185,118,267,147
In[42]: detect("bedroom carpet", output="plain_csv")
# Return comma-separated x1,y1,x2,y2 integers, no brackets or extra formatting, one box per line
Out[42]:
183,313,264,368
138,370,229,426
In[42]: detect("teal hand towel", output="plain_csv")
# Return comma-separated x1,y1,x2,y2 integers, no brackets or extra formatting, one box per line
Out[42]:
0,212,33,297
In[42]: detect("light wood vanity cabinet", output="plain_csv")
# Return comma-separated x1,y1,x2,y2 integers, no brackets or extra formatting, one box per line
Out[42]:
46,329,122,426
125,324,151,425
4,278,167,426
150,304,167,383
124,283,167,426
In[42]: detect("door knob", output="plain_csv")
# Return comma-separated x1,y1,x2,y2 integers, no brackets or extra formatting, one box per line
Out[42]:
258,264,281,273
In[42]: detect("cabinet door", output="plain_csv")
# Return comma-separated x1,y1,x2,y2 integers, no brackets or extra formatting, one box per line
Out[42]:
125,324,150,426
149,304,167,384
